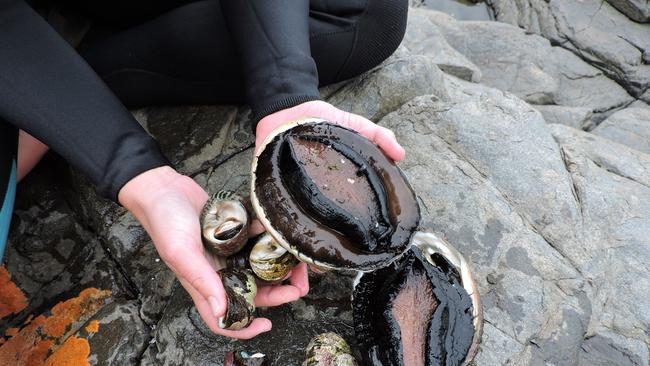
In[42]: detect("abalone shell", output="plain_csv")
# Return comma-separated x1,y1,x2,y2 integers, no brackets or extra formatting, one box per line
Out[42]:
218,268,257,330
303,333,359,366
251,119,420,271
352,235,481,366
224,351,268,366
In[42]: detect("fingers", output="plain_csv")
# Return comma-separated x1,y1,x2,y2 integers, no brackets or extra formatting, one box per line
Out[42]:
165,245,227,319
341,114,404,161
216,318,273,340
290,262,310,296
255,263,309,307
253,100,406,162
181,277,272,339
249,219,266,237
370,126,406,161
255,284,301,307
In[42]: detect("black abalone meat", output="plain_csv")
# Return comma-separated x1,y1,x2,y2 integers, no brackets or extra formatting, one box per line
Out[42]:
352,232,482,365
251,118,421,272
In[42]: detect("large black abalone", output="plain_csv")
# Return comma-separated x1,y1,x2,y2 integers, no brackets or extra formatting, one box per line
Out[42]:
352,232,482,366
251,119,420,271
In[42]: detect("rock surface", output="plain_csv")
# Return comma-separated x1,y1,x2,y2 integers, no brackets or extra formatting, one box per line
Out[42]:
607,0,650,22
486,0,650,101
592,108,650,154
3,3,650,366
534,105,594,130
404,8,634,118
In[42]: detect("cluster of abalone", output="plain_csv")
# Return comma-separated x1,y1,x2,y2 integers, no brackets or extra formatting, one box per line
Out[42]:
200,118,482,364
199,192,298,330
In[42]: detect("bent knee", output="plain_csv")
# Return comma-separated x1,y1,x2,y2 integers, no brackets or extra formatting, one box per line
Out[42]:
338,0,409,80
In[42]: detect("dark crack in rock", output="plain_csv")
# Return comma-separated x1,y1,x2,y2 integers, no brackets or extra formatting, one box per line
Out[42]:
486,0,650,99
405,9,634,116
592,108,650,154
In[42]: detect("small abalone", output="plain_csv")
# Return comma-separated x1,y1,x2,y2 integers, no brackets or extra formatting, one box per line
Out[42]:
251,118,420,271
352,232,482,366
225,351,268,366
303,333,359,366
218,268,258,330
200,191,249,256
249,233,299,282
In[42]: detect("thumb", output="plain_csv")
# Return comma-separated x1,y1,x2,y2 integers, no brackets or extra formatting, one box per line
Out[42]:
166,246,227,318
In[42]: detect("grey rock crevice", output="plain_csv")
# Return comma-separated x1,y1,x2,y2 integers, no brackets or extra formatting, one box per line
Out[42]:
431,112,585,277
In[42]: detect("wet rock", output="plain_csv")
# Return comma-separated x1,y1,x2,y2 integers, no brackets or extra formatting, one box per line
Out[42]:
408,9,634,115
2,156,131,331
136,105,254,176
84,300,150,365
147,272,357,366
486,0,650,98
534,105,593,130
592,108,650,154
0,288,113,365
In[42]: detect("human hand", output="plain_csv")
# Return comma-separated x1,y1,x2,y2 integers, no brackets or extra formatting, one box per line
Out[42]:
119,166,309,339
255,100,405,161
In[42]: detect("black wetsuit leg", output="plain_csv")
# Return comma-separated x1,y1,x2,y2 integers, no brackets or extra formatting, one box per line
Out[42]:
80,0,409,111
0,120,18,262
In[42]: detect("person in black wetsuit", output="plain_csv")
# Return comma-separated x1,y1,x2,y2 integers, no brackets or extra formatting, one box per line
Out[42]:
0,0,409,338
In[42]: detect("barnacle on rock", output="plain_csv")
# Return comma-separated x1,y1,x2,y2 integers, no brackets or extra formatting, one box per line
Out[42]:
303,333,359,366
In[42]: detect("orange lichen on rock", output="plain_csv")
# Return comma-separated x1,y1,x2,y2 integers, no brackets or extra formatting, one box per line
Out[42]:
26,339,53,366
0,266,28,318
0,288,111,366
84,320,99,334
5,327,19,337
44,336,90,366
42,288,111,338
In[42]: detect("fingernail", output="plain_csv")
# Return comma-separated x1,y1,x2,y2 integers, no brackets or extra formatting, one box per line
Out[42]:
208,296,223,317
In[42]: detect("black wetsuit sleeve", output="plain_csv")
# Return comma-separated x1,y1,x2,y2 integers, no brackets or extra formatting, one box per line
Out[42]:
0,0,169,202
220,0,321,123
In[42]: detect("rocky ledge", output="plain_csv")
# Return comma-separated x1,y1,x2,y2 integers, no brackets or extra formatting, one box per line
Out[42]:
2,2,649,365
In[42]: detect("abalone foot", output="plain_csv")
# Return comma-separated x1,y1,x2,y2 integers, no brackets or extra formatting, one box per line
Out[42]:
352,231,482,366
218,269,258,330
200,191,250,257
251,118,421,272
